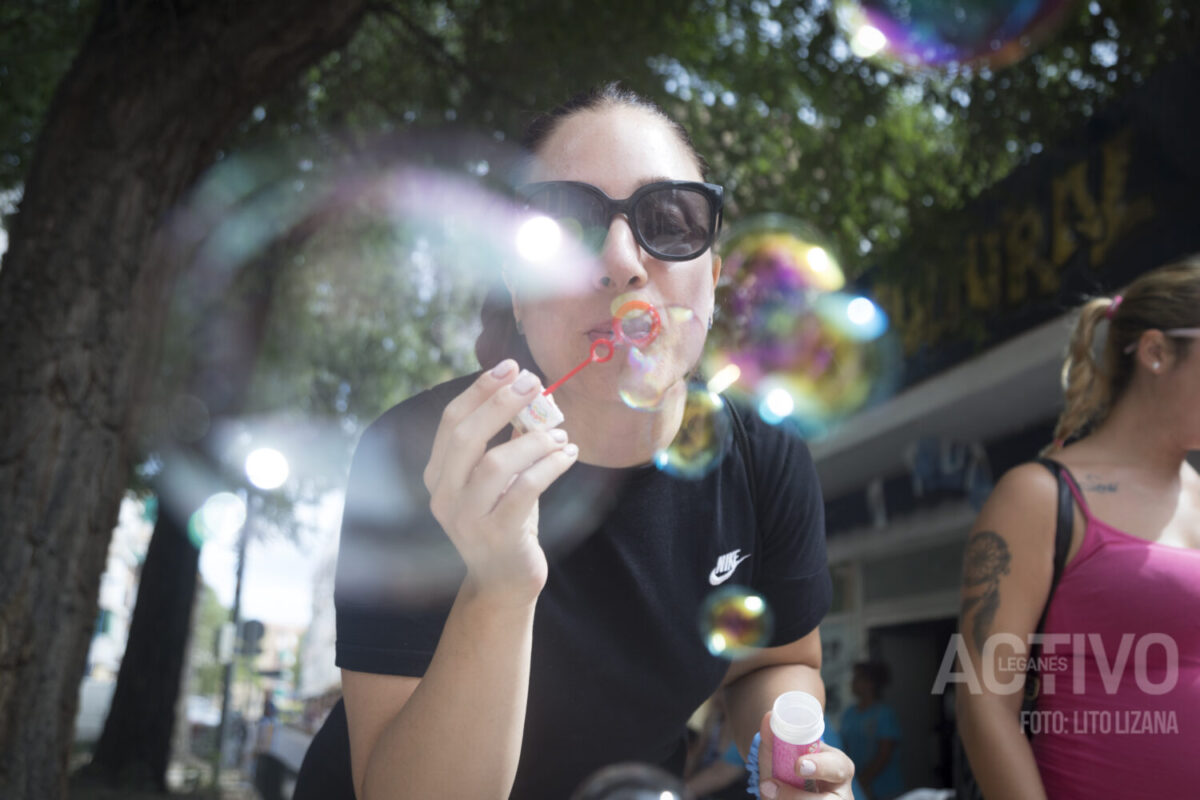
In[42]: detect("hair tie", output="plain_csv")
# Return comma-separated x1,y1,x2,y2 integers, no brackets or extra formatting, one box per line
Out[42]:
1105,295,1123,320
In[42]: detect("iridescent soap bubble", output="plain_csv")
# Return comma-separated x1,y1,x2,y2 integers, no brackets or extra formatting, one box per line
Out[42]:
654,387,732,479
154,130,618,609
610,297,705,411
720,215,846,298
188,491,246,549
747,291,896,431
569,762,688,800
700,585,774,659
707,215,897,437
617,347,670,410
837,0,1078,71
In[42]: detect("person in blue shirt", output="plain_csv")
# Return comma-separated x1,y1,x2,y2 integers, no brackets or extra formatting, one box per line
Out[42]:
839,662,905,800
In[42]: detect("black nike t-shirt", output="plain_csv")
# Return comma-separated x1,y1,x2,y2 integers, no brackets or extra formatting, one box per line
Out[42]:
301,373,832,800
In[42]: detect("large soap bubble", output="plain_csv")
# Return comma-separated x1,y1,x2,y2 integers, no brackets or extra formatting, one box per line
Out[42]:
837,0,1078,70
706,215,897,437
149,130,620,607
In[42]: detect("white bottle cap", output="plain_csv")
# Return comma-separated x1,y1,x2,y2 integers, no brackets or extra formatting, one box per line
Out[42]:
770,691,825,746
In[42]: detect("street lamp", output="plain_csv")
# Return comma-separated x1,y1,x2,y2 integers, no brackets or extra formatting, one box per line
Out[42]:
245,447,290,491
213,447,289,786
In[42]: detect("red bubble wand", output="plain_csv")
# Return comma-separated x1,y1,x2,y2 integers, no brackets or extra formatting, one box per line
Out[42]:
541,300,662,396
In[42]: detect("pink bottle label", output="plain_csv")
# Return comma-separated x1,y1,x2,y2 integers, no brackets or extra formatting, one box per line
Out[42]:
772,736,821,789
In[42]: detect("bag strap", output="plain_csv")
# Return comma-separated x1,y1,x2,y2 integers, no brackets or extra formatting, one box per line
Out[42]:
1024,457,1074,703
1033,457,1074,629
726,399,767,571
727,400,757,501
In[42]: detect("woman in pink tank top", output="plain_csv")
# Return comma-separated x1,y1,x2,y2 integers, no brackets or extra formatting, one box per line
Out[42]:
955,256,1200,799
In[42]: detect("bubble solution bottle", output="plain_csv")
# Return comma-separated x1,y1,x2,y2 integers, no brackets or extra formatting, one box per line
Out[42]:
770,690,824,790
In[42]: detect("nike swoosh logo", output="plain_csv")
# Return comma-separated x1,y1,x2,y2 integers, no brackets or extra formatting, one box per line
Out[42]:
708,553,752,585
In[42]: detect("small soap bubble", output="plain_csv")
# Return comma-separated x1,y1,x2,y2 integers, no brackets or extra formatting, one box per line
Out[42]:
699,585,774,659
654,387,732,479
666,305,696,327
609,297,706,412
617,348,670,411
569,762,688,800
188,491,246,549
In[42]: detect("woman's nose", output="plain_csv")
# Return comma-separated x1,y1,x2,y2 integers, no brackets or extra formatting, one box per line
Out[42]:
594,215,648,291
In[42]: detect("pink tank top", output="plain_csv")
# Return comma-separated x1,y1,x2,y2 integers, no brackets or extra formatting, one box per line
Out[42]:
1031,468,1200,797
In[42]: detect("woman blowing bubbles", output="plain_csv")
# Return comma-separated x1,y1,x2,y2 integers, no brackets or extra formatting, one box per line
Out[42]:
294,83,855,800
956,257,1200,798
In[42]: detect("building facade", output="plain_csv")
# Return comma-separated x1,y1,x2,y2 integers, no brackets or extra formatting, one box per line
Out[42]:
813,52,1200,791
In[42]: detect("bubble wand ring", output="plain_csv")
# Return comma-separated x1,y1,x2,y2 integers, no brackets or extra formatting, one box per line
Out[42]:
539,300,661,396
613,299,662,347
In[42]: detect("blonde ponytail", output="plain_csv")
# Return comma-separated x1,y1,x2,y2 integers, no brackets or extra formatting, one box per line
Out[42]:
1049,298,1115,449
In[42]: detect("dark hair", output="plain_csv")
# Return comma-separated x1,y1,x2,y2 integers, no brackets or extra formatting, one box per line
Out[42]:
475,284,541,376
853,660,891,691
473,82,709,372
519,81,711,179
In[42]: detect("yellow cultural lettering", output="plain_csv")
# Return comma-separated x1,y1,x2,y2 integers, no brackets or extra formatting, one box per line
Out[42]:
1051,160,1103,267
965,232,1002,310
1004,205,1054,303
1091,129,1154,265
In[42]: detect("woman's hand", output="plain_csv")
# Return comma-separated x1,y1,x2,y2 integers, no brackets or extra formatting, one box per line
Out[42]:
757,714,856,800
423,360,578,603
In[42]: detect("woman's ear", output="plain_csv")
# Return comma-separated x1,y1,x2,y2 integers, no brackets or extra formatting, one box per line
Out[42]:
1136,329,1172,373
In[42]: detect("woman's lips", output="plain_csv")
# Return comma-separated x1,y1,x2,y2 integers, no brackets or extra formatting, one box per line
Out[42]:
587,329,614,342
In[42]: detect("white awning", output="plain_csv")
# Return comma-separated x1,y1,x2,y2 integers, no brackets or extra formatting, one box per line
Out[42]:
811,313,1072,497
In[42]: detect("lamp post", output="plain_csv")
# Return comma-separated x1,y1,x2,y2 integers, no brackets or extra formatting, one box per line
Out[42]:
212,447,289,787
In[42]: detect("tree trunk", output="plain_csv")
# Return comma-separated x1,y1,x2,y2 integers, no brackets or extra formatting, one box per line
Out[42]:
0,3,367,798
86,502,202,791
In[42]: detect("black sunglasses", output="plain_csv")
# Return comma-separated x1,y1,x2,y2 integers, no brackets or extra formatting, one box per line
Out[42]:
518,180,724,262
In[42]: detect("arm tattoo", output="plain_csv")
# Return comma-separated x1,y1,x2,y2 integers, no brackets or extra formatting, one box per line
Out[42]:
961,530,1011,657
973,590,1001,654
1083,473,1118,493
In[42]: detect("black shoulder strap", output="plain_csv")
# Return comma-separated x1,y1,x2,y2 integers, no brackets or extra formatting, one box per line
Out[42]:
1023,457,1074,707
1033,457,1074,621
727,400,757,501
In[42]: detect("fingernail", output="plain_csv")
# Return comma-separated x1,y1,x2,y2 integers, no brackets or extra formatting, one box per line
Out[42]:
512,370,538,394
491,359,516,378
549,429,568,443
759,780,778,799
799,759,816,776
563,443,579,458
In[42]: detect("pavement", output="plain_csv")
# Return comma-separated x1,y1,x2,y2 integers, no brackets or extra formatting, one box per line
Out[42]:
69,763,259,800
68,721,313,799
